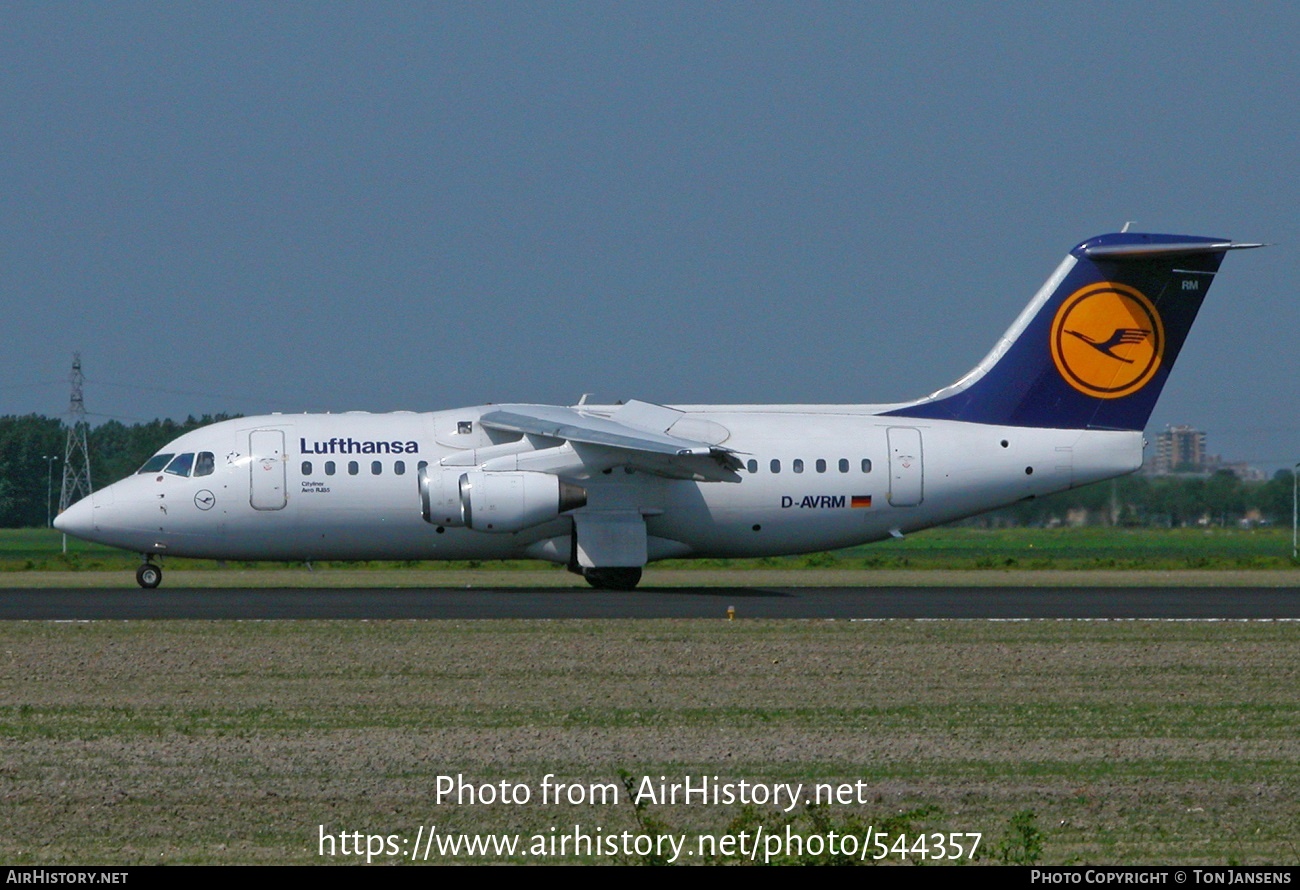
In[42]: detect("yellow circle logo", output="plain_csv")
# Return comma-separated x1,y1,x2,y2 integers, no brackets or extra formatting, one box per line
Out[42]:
1050,282,1164,399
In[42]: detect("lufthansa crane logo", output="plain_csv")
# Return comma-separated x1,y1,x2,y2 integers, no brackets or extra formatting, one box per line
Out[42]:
1050,282,1164,399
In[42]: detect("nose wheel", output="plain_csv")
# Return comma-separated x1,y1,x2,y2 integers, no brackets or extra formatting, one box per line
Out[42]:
136,562,163,589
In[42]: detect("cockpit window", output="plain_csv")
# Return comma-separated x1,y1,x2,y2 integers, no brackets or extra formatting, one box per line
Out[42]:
193,452,215,477
138,453,174,474
164,453,195,477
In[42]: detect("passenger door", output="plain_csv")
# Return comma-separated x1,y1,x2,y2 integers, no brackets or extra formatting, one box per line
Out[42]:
887,427,924,507
249,429,287,510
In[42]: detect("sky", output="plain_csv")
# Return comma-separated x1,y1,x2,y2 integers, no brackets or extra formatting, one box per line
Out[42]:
2,2,1296,471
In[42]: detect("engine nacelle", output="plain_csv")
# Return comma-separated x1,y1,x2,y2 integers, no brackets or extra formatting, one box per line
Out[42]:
421,467,586,533
420,466,467,527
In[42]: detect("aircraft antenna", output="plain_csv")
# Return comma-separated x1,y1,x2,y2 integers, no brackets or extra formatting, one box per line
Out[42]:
58,353,94,519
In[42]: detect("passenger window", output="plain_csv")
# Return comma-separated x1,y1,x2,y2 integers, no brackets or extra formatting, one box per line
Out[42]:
394,461,406,476
793,459,804,474
301,461,312,476
325,461,336,476
418,460,429,472
194,452,215,477
770,459,781,474
816,459,826,473
348,461,359,476
838,459,849,473
862,459,873,473
371,461,382,475
746,459,758,474
138,453,174,474
164,453,195,477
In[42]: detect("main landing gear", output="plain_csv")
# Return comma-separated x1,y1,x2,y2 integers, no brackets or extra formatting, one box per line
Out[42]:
136,560,162,589
581,567,642,590
566,519,645,590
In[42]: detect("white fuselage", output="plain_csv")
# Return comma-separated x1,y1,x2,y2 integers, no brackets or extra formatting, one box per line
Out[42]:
62,405,1142,563
54,229,1252,589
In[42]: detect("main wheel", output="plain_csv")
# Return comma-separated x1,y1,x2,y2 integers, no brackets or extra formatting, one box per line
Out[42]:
582,567,642,590
136,563,162,589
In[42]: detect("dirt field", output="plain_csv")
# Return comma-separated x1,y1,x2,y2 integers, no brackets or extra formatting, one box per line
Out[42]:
2,618,1297,864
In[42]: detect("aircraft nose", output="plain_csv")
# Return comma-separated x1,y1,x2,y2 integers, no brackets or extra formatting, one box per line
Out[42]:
53,492,99,539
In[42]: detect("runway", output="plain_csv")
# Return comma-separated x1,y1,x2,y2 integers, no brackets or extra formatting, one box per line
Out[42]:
2,586,1298,620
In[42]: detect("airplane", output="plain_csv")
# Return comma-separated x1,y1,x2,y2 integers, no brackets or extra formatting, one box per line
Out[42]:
54,230,1260,590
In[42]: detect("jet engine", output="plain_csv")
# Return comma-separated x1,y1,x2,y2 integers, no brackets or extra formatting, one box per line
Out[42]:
420,468,586,533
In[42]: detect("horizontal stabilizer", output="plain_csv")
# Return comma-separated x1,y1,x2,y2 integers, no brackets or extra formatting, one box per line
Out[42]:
1080,240,1265,260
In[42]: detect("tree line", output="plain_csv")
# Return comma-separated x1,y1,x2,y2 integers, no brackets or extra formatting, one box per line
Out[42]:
967,468,1295,529
0,413,1293,529
0,414,236,527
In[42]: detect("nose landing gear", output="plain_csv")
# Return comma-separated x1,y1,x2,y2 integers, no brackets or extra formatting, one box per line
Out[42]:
136,560,162,589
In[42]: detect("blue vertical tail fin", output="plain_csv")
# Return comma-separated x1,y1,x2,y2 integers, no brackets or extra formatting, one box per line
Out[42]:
885,232,1261,431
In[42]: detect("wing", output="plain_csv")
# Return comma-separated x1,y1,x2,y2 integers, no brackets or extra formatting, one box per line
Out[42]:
478,400,744,482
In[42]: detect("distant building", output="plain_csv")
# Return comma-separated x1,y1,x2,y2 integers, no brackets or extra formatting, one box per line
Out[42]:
1215,462,1267,482
1144,425,1263,479
1150,425,1208,474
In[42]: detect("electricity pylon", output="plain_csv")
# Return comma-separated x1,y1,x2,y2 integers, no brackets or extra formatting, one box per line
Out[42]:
58,353,93,517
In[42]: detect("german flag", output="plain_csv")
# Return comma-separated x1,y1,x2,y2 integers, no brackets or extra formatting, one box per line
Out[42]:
851,495,872,509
